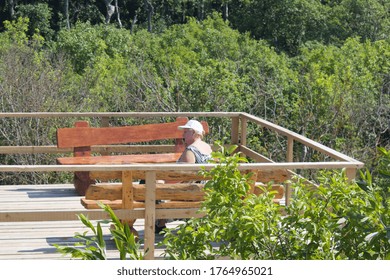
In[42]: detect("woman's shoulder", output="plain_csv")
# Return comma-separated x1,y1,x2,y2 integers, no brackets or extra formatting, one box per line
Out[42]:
190,141,212,155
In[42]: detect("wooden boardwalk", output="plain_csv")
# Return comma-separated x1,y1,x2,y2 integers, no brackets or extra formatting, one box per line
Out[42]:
0,183,178,260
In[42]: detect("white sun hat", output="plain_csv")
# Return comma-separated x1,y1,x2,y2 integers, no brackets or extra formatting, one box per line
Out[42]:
178,119,204,134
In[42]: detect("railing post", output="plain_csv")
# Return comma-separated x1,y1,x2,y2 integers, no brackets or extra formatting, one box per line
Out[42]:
231,116,239,145
122,171,135,227
287,136,294,162
100,117,110,156
101,116,109,128
345,168,357,182
284,181,292,206
240,116,247,146
144,170,156,260
285,137,294,206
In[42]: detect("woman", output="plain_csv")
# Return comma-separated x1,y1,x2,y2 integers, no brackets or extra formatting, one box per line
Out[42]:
155,119,212,233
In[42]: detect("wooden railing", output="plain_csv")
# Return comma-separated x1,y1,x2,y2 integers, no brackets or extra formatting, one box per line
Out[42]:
0,111,365,199
0,112,364,259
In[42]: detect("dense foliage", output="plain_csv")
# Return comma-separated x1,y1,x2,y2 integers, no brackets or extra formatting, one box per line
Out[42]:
162,146,390,260
0,0,390,185
1,1,389,55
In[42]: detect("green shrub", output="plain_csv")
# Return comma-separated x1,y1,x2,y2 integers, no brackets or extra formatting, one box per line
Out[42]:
55,204,143,260
162,146,390,260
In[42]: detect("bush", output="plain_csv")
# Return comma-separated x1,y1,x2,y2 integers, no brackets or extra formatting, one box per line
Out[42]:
162,146,390,260
55,204,143,260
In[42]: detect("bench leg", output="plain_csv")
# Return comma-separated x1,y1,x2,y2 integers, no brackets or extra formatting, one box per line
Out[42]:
74,171,93,196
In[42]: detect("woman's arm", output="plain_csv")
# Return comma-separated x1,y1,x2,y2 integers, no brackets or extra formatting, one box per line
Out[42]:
177,149,195,163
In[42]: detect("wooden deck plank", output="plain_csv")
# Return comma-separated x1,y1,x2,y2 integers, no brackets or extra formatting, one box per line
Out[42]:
0,184,178,260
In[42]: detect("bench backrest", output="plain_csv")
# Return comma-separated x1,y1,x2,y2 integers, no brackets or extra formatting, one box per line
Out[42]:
56,117,209,154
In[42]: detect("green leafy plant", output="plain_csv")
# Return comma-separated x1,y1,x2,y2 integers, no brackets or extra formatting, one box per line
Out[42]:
358,147,390,259
281,171,389,260
104,204,144,260
375,147,390,192
162,145,390,260
55,203,143,260
162,143,283,259
55,212,107,260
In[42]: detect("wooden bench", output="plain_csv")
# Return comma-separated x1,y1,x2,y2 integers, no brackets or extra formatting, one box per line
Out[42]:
56,116,286,208
56,117,209,195
56,118,287,258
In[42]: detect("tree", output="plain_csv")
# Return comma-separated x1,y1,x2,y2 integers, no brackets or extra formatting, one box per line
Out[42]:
330,0,390,42
64,0,70,29
228,0,389,55
8,0,15,18
104,0,122,27
15,3,54,40
144,0,154,32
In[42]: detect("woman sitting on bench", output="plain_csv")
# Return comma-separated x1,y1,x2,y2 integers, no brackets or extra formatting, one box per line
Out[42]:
155,119,212,233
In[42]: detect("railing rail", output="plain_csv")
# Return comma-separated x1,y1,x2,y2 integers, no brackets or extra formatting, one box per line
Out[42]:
0,111,365,186
0,112,241,118
0,161,364,173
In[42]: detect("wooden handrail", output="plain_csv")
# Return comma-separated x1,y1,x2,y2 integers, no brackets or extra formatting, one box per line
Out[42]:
0,161,364,173
0,112,241,118
239,112,362,164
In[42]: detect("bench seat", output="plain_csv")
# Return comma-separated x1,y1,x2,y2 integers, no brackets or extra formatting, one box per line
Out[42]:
57,153,182,165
